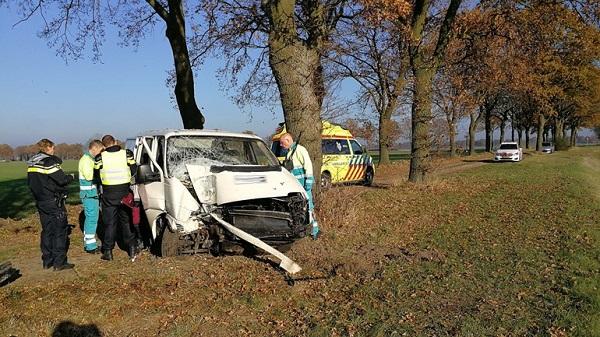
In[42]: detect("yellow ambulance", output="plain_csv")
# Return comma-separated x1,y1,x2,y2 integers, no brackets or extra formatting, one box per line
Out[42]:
271,121,375,188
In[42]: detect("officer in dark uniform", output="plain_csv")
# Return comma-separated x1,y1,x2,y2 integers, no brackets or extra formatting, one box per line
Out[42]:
27,139,75,271
95,134,137,261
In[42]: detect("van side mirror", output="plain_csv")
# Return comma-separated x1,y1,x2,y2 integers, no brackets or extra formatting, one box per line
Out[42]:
136,164,161,184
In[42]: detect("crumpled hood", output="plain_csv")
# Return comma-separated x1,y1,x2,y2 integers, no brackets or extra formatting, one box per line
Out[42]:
186,165,307,205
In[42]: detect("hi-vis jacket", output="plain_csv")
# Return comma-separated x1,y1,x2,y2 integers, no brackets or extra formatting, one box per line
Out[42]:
94,145,136,198
27,152,74,201
285,143,314,190
78,152,98,198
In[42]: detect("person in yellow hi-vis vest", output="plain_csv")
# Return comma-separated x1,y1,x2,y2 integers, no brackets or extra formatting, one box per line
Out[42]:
279,133,320,240
78,140,104,253
94,135,137,262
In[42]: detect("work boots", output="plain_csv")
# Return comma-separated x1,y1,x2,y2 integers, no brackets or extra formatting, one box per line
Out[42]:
54,263,75,271
128,245,138,262
101,250,113,261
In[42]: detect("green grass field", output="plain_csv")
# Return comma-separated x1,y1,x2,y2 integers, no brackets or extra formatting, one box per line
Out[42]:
1,148,599,336
0,160,79,219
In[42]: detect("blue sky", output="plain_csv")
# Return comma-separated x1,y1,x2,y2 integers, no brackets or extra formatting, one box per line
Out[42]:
0,8,282,147
1,7,593,149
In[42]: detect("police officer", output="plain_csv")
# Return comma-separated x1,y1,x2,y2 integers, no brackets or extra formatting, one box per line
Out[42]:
279,133,320,240
27,139,75,271
95,135,137,261
78,140,104,253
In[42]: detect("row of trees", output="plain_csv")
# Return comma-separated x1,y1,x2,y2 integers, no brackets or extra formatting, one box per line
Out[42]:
6,0,600,185
0,144,83,161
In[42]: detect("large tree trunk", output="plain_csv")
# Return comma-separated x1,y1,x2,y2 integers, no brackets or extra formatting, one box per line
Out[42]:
378,57,407,165
448,121,456,157
555,118,565,142
525,127,530,149
408,0,461,182
570,127,577,146
484,106,492,152
409,66,435,182
499,119,506,143
266,0,322,196
378,107,394,165
468,110,480,156
165,0,205,129
536,113,546,151
511,124,515,142
517,127,523,147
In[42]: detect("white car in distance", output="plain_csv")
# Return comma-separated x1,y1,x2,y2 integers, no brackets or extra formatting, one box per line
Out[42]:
494,142,523,162
541,142,554,153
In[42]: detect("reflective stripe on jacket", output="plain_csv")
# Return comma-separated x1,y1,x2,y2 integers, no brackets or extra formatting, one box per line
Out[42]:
27,152,74,201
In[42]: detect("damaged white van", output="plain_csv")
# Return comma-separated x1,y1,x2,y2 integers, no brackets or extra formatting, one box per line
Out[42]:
131,130,309,272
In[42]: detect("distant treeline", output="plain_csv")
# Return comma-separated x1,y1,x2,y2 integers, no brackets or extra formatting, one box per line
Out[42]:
0,143,83,161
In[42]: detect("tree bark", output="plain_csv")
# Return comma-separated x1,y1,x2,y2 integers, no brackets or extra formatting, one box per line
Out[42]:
484,105,492,152
164,0,205,129
448,121,456,157
525,127,530,149
408,0,461,182
409,66,435,182
554,118,565,142
536,113,546,151
499,119,505,143
517,127,523,147
468,110,480,156
570,127,577,146
266,0,323,196
378,108,394,165
378,57,407,166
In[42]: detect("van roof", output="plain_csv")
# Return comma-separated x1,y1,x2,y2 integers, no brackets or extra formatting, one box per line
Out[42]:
136,129,262,140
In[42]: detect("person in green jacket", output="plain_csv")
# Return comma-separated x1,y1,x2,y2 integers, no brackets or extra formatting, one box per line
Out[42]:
78,140,104,253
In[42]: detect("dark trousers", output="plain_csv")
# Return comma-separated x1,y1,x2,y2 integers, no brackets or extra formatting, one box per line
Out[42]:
36,199,69,267
101,196,134,251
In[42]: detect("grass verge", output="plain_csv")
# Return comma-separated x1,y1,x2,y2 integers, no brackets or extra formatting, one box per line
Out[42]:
0,149,599,336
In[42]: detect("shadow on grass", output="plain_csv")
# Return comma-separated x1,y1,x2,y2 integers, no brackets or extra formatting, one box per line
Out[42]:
462,159,497,163
52,321,102,337
0,178,80,219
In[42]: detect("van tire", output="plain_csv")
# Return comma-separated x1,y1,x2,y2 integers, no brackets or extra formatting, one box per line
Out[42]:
321,172,332,190
160,223,179,257
363,167,374,186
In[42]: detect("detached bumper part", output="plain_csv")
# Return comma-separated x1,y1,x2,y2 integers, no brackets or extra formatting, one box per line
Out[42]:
210,213,302,274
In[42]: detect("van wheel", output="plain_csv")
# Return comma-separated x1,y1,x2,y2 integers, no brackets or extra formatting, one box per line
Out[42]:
160,224,179,257
321,172,332,190
363,167,374,186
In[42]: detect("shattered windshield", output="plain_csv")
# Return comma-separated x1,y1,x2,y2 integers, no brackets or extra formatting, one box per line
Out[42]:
167,136,280,178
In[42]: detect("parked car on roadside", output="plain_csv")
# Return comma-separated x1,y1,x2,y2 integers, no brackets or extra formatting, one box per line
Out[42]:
494,142,523,162
541,142,554,153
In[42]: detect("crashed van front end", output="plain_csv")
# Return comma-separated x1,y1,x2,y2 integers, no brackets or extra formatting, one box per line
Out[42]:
181,161,310,247
133,131,310,270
